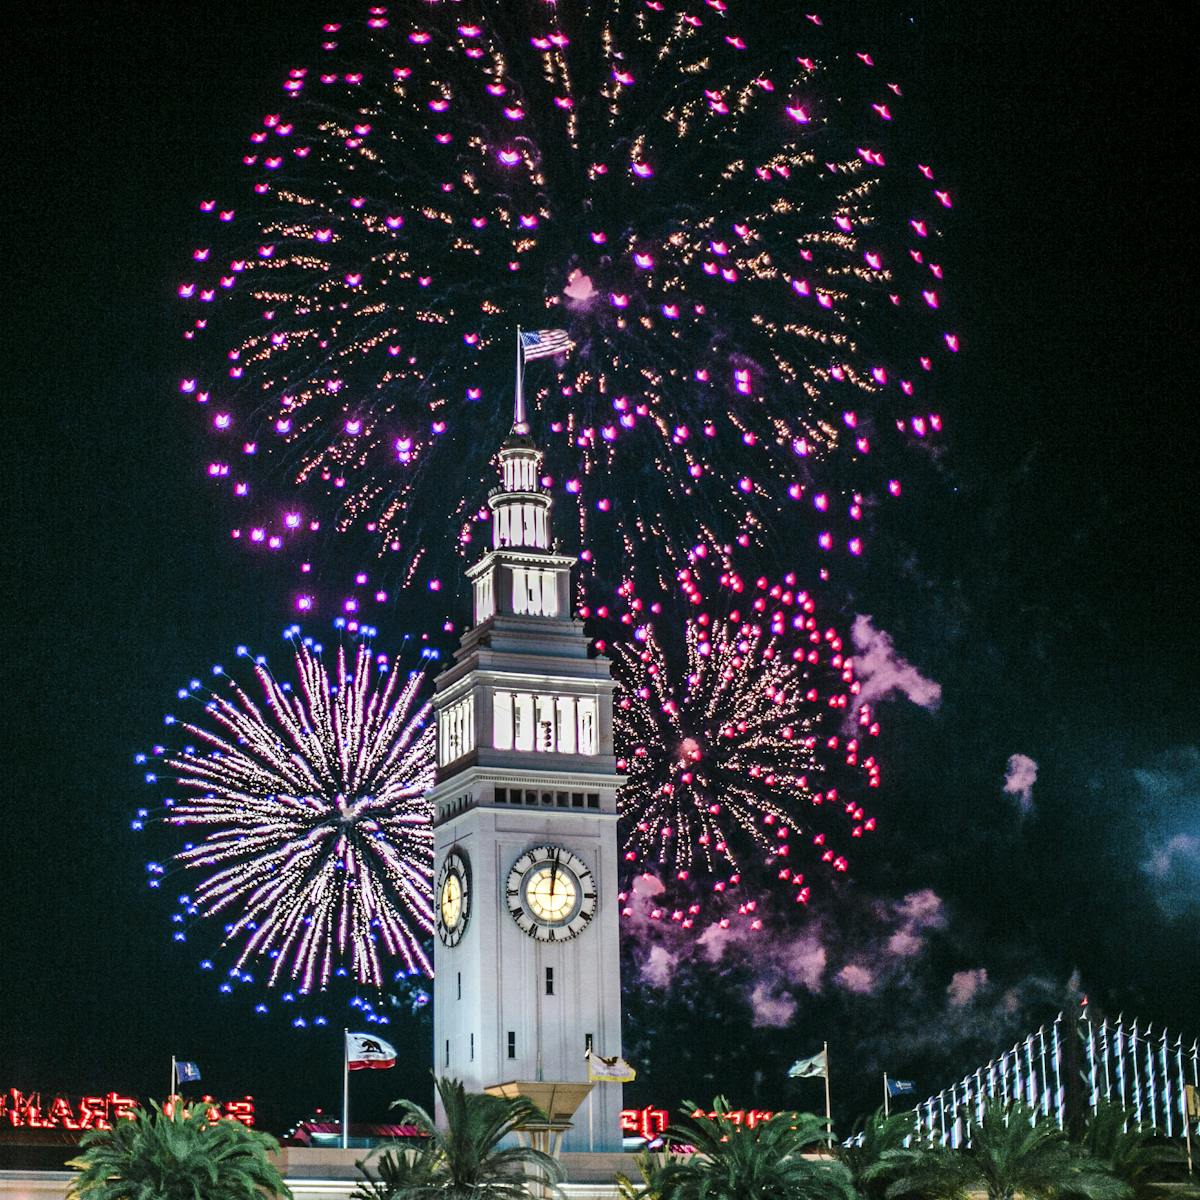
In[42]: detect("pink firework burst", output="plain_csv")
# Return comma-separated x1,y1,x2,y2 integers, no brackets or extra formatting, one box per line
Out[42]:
611,567,879,929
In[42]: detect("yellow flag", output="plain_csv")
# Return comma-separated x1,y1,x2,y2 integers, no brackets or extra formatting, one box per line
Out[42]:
586,1049,637,1083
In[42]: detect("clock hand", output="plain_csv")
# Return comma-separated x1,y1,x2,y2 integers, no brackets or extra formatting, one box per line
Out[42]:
550,848,560,899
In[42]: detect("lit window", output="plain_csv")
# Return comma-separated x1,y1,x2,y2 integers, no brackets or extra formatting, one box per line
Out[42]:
536,694,555,751
439,695,475,766
577,697,598,755
512,567,559,616
473,571,495,622
555,696,577,754
494,691,514,751
513,693,534,752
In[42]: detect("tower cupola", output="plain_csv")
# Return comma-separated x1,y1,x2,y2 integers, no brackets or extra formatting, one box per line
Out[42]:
487,433,553,553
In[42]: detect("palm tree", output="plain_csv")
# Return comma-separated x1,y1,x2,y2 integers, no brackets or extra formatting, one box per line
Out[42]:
354,1143,438,1200
837,1107,924,1200
1070,1102,1200,1199
615,1150,673,1200
67,1100,289,1200
656,1097,857,1200
386,1076,564,1199
867,1098,1131,1200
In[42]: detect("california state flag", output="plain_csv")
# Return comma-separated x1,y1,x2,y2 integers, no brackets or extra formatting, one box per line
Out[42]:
346,1032,397,1071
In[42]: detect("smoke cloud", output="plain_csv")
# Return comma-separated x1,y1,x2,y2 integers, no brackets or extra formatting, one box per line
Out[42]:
851,615,942,710
1132,747,1200,918
1002,753,1039,815
947,967,988,1007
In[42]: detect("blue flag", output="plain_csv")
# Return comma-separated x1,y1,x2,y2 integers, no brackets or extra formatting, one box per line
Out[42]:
176,1061,202,1084
886,1077,915,1097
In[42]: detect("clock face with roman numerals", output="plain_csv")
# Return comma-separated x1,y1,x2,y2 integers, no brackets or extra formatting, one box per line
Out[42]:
435,850,471,947
506,845,597,942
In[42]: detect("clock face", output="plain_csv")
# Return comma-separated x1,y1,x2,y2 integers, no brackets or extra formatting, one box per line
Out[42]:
435,850,471,947
507,845,597,942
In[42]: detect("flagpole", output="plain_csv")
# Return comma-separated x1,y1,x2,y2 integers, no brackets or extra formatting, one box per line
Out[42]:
514,326,525,431
883,1072,890,1118
169,1056,176,1103
1183,1108,1192,1176
1185,1087,1194,1175
824,1042,833,1147
342,1028,350,1151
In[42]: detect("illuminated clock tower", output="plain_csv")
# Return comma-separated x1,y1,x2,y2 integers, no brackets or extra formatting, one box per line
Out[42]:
428,423,624,1152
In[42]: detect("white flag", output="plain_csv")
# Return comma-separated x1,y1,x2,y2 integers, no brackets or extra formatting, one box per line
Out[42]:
788,1049,828,1079
346,1032,397,1071
520,328,573,360
586,1048,637,1083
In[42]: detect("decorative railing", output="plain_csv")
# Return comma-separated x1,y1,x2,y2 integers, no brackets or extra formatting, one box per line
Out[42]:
913,1011,1199,1146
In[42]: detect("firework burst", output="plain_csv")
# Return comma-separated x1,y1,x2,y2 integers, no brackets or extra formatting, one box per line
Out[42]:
610,567,879,928
179,1,956,613
134,625,436,1018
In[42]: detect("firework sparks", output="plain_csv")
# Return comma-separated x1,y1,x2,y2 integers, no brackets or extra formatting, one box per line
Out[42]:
134,624,436,1016
610,567,879,928
179,2,955,612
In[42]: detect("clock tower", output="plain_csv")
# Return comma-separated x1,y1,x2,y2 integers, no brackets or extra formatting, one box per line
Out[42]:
428,423,625,1151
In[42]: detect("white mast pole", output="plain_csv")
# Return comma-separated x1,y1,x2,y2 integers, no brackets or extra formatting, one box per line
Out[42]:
824,1042,833,1147
342,1029,350,1150
514,326,526,431
169,1056,176,1103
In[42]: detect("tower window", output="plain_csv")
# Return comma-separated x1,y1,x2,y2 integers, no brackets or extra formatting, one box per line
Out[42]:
445,1040,450,1068
457,972,462,1001
585,1033,594,1053
473,570,495,623
470,1033,475,1061
507,1031,516,1059
438,694,476,767
512,566,559,617
577,698,599,755
587,794,600,809
555,696,577,754
545,967,554,996
494,691,514,751
513,693,534,751
494,690,599,755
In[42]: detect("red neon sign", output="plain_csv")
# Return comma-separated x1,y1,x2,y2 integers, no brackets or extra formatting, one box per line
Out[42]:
1,1089,255,1131
621,1106,669,1142
620,1105,777,1141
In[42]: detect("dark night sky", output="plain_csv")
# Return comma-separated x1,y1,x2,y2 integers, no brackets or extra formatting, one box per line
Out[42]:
4,0,1196,1136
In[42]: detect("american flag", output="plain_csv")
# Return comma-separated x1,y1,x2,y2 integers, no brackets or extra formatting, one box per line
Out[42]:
520,328,573,360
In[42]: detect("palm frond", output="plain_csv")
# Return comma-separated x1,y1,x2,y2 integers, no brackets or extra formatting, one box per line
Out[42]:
67,1101,289,1200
